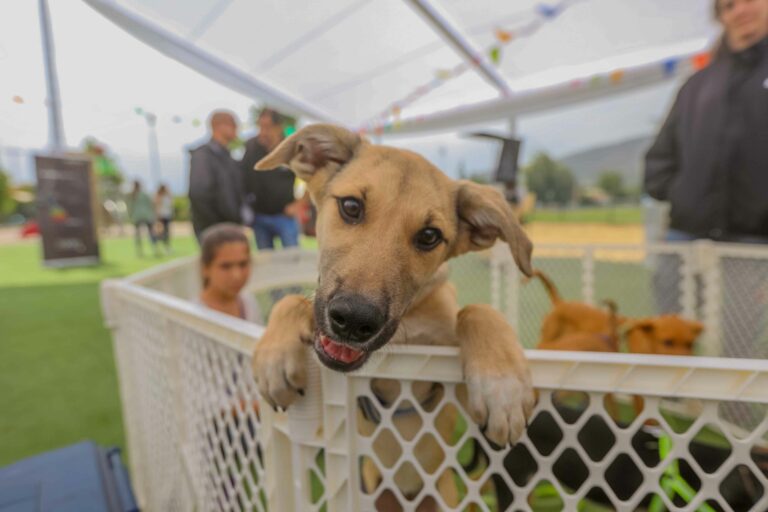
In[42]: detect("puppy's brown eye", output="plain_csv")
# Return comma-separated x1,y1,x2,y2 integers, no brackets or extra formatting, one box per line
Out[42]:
414,227,443,251
338,197,364,224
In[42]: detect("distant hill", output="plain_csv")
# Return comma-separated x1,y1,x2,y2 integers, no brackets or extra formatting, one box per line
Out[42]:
559,136,654,187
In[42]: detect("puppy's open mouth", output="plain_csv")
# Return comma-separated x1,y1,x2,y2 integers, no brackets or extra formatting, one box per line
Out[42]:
313,333,370,372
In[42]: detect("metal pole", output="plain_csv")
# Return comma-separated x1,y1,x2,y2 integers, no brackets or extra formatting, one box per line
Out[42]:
406,0,512,96
145,113,162,187
38,0,66,151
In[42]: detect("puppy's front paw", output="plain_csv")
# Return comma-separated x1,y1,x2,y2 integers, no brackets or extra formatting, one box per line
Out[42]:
465,368,535,447
457,304,536,447
251,295,314,410
253,337,307,410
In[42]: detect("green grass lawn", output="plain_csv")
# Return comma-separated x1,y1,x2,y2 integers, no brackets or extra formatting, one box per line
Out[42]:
528,206,642,224
0,235,203,465
0,233,320,466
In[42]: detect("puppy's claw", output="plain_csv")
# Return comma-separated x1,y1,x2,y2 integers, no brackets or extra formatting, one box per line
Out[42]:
485,437,504,451
252,335,307,411
465,372,535,447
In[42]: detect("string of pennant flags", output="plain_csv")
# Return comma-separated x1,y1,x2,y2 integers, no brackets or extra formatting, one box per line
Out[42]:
360,48,712,136
359,0,714,136
10,45,712,134
360,0,587,135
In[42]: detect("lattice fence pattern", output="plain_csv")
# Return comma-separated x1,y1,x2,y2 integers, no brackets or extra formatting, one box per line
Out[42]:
100,244,768,511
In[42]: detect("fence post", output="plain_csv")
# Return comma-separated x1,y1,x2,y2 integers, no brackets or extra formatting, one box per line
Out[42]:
505,258,521,332
320,369,355,512
698,241,723,356
490,243,503,311
582,247,595,304
680,245,696,319
99,280,147,509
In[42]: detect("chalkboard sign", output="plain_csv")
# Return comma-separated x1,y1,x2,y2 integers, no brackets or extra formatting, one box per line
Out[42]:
35,154,100,267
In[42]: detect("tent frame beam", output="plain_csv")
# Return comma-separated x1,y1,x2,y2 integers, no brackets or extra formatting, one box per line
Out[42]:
405,0,512,96
83,0,338,123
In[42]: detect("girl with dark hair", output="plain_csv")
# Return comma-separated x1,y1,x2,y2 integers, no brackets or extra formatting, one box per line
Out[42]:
197,223,261,322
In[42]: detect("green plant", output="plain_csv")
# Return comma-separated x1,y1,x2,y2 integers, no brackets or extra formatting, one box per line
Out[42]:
597,171,627,201
173,195,190,221
524,153,576,206
0,169,17,220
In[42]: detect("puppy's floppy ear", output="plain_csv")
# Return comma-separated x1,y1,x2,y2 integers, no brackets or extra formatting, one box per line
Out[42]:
629,319,656,335
626,319,655,353
451,180,533,277
691,321,704,337
255,123,363,184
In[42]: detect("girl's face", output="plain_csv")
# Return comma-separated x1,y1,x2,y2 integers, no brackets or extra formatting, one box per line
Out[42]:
203,242,251,298
718,0,768,49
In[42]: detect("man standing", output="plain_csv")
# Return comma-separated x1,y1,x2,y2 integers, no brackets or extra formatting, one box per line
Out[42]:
189,110,243,241
241,108,304,250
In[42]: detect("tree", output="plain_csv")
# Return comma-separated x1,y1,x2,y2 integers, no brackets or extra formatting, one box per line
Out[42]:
597,170,626,202
0,169,16,220
523,152,575,206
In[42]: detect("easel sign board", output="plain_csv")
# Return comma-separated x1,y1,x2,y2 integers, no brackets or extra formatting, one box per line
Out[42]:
35,154,100,267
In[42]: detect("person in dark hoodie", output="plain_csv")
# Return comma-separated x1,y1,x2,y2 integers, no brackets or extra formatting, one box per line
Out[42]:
645,0,768,358
188,110,244,242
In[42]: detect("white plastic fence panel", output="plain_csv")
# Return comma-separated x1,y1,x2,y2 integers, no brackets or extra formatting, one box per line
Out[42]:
100,244,768,512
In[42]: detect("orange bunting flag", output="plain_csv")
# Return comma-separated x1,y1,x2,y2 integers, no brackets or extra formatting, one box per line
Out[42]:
495,28,514,43
609,70,625,84
692,52,711,71
12,95,24,104
391,105,401,116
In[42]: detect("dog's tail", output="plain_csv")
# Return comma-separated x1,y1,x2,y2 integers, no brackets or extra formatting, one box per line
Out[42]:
528,269,562,305
602,299,620,352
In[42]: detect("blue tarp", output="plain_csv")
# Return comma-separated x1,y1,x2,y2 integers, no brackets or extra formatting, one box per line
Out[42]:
0,441,138,512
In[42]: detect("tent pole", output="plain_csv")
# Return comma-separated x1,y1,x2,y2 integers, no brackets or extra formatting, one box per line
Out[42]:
38,0,66,152
406,0,511,96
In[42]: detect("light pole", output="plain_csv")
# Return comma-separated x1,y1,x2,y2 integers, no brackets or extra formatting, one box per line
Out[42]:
38,0,66,152
136,109,162,187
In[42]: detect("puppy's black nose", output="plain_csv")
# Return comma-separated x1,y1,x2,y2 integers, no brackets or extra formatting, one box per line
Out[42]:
328,294,385,342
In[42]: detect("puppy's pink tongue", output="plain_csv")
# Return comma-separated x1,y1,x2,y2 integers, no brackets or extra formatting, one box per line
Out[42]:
321,336,363,364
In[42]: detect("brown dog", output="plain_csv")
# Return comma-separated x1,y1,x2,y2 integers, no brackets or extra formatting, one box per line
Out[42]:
250,125,536,503
530,270,623,350
625,315,703,356
537,299,621,352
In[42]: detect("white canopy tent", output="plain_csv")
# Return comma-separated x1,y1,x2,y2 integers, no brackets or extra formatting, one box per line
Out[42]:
83,0,719,136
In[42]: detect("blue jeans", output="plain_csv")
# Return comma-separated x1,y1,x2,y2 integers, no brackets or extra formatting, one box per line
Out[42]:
251,214,299,250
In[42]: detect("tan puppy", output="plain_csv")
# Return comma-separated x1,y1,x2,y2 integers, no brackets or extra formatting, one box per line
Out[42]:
251,125,535,455
530,270,624,348
625,315,703,356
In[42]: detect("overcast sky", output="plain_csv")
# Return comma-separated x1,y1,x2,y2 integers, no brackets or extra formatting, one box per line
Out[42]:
1,0,691,193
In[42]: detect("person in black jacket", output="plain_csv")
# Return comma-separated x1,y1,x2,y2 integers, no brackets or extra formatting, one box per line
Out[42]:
645,0,768,358
645,0,768,241
241,108,305,250
188,111,244,242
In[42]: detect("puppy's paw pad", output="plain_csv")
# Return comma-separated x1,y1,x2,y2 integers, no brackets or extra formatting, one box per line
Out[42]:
466,374,533,447
252,343,307,410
